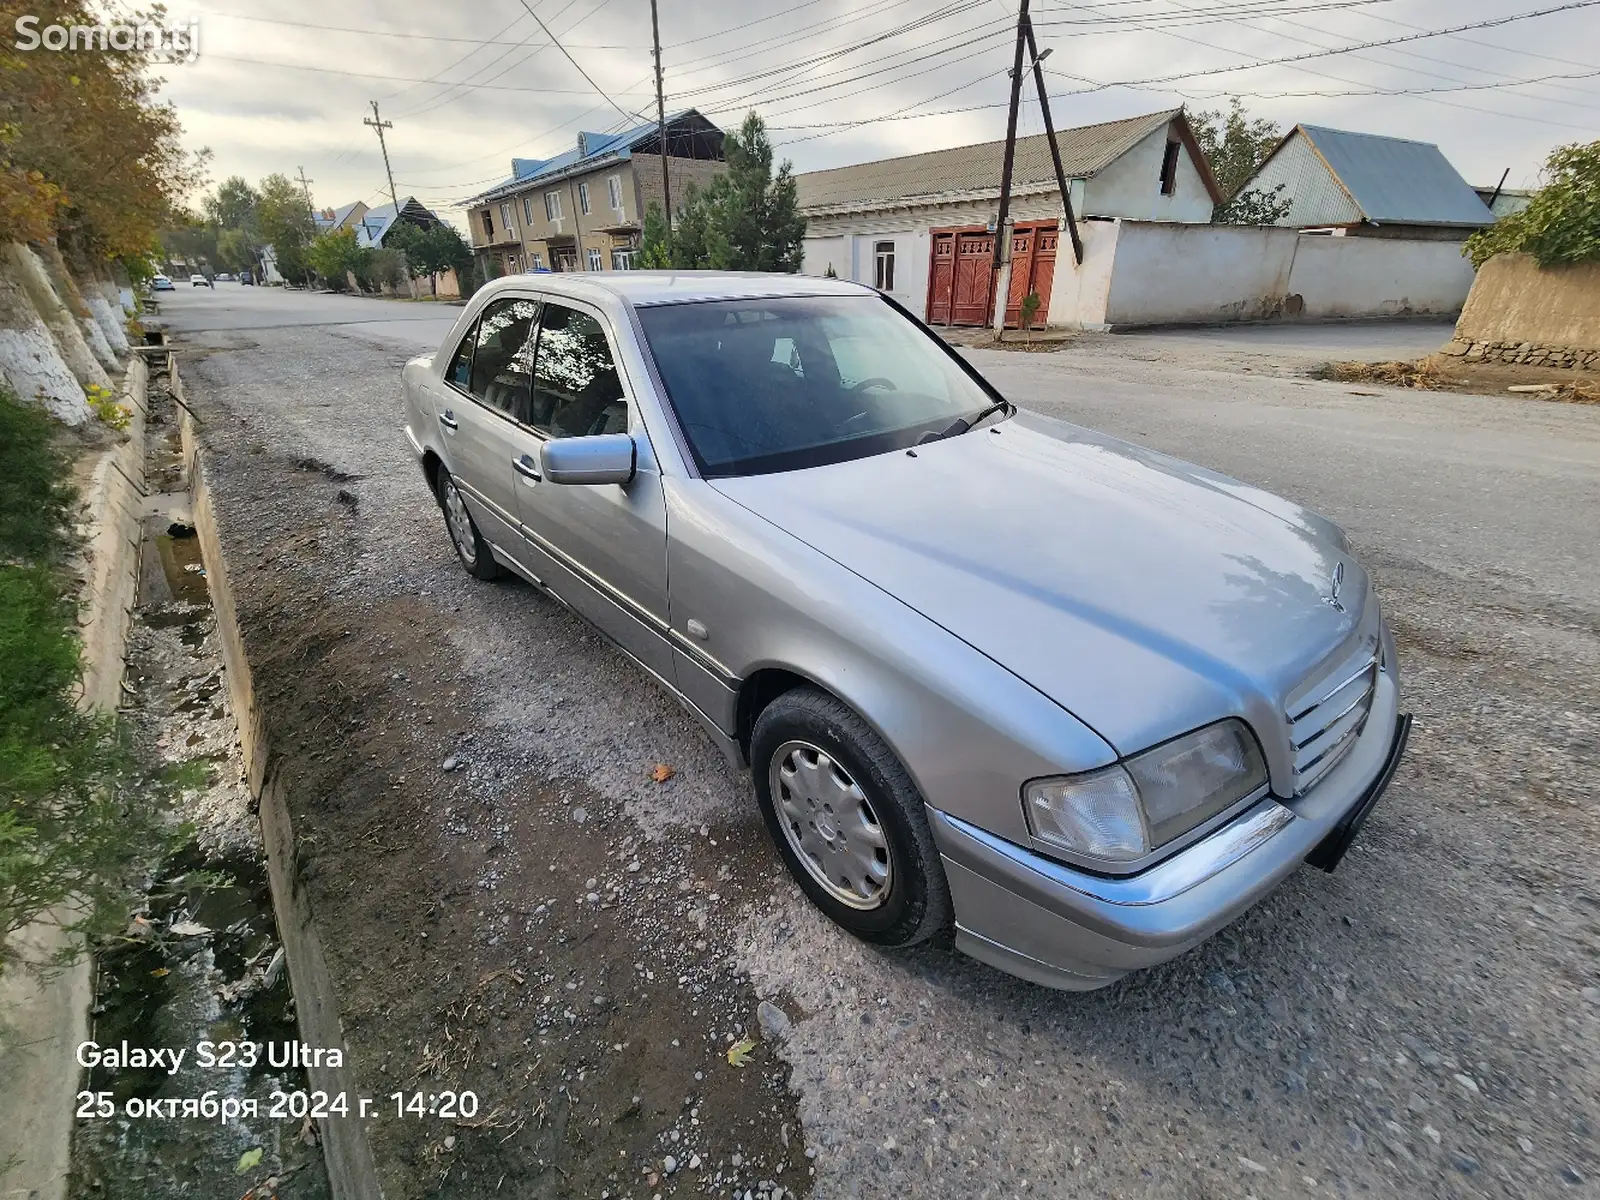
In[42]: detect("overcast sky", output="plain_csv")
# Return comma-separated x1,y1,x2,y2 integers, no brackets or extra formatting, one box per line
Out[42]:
156,0,1600,226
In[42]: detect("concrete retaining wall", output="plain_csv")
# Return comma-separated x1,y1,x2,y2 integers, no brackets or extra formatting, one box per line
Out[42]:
1453,253,1600,351
176,364,383,1200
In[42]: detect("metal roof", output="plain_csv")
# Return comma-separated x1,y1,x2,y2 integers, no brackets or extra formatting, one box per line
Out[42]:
1282,125,1494,228
467,110,719,205
794,109,1218,214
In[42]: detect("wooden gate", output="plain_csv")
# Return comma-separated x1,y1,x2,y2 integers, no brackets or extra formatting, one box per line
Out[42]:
926,229,996,326
926,225,1055,328
1003,225,1058,329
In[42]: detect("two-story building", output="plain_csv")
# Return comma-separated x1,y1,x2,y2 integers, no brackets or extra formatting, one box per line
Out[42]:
465,110,725,277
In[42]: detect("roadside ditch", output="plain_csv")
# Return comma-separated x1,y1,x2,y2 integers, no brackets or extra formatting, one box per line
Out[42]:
67,359,332,1200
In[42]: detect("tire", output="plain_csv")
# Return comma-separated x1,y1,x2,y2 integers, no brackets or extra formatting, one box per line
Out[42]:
435,467,502,581
751,686,951,947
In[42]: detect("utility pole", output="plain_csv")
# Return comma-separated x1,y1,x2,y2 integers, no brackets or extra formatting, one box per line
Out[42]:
1023,28,1083,265
650,0,671,231
364,101,400,215
295,166,315,216
990,0,1030,340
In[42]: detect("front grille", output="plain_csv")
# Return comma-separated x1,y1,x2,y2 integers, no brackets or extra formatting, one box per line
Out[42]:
1288,651,1378,795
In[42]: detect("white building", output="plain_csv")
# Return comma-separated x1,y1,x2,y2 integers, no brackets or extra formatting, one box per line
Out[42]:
796,109,1221,328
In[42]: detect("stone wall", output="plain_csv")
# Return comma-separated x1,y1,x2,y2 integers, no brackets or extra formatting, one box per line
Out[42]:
1436,337,1599,370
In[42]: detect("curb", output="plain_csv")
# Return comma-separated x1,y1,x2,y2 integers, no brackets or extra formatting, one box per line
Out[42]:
0,355,149,1200
174,359,385,1200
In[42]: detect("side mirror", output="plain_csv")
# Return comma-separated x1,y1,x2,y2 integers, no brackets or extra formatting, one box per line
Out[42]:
540,433,636,486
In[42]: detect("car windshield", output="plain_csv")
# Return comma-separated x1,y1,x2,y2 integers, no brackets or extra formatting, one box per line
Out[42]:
635,295,999,477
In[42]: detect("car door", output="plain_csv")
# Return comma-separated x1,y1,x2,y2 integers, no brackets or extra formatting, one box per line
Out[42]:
434,296,542,565
511,297,674,682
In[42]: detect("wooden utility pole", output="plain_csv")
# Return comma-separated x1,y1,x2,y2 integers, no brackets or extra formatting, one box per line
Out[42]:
650,0,672,231
990,0,1031,339
1023,28,1083,264
364,101,400,215
295,166,315,216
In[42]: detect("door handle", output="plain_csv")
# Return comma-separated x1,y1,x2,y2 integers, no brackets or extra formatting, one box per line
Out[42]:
513,454,542,482
438,410,459,431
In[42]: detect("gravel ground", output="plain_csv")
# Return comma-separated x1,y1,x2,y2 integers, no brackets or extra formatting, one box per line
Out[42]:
162,289,1599,1199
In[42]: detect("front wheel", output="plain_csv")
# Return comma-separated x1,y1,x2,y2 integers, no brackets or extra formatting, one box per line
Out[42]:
751,687,951,947
436,467,502,581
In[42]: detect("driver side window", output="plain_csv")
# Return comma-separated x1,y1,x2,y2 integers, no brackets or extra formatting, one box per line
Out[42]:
469,297,540,418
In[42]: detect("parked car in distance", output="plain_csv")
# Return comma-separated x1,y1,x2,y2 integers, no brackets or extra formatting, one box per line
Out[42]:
240,271,254,285
190,274,207,287
400,273,1410,991
215,272,234,282
150,274,175,291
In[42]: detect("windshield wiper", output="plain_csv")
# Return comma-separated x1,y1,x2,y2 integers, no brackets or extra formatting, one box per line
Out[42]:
925,399,1013,442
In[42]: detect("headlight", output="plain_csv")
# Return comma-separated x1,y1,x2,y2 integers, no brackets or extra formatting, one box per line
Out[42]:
1023,720,1268,866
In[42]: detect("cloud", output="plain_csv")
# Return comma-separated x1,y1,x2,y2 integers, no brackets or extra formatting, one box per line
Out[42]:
167,0,1600,217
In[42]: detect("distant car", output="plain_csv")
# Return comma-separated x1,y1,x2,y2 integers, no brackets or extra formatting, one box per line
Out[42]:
151,275,175,291
240,271,254,285
215,272,234,282
190,274,207,286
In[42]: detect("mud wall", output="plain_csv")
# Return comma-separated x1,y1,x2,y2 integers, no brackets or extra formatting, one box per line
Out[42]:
1452,252,1600,351
175,361,383,1200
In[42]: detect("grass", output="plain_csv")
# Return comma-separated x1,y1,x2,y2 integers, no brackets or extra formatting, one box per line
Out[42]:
0,385,181,973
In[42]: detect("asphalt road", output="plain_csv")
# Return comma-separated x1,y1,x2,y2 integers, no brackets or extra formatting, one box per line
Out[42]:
163,285,1600,1199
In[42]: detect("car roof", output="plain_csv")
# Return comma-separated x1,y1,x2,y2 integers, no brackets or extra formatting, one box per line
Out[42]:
478,270,876,308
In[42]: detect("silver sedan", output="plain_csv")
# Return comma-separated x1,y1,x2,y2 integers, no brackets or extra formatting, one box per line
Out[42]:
401,272,1410,991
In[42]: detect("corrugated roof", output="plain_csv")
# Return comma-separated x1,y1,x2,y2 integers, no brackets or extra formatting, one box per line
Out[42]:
468,110,707,204
794,109,1187,213
1295,125,1494,227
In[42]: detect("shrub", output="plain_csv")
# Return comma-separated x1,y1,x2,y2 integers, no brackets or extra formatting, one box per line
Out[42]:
1464,140,1600,269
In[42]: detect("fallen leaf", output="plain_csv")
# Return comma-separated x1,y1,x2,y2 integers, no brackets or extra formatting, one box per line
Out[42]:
150,967,170,977
236,1147,263,1174
650,763,675,783
726,1036,756,1067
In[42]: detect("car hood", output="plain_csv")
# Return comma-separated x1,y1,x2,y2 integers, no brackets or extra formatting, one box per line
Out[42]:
711,411,1368,757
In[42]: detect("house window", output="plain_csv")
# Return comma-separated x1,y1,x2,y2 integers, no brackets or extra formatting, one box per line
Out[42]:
481,211,493,238
586,247,603,272
500,202,513,229
523,196,534,225
579,182,591,215
874,241,895,291
607,174,623,212
545,191,562,222
1159,141,1180,196
506,253,519,274
611,249,634,271
531,252,543,269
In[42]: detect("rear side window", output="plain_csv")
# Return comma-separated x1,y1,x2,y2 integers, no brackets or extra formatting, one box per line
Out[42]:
528,303,626,438
445,320,477,388
468,298,539,416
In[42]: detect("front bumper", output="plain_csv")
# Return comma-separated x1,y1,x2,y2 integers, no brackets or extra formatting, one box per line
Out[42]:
932,677,1410,991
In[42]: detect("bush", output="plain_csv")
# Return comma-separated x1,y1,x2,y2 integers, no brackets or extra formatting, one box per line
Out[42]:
1464,140,1600,269
0,386,178,972
306,229,368,292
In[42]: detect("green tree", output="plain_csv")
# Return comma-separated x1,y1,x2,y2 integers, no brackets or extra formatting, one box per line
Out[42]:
273,239,312,287
202,175,260,235
634,114,804,271
307,229,368,292
1214,182,1292,226
215,227,254,273
1192,98,1283,204
1463,140,1600,268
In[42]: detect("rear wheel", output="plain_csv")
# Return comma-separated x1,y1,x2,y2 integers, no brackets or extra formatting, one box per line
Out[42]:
436,468,502,581
751,687,951,946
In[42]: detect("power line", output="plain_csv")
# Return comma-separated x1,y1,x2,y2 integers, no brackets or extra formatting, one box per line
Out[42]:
514,0,649,124
199,53,652,97
196,9,640,48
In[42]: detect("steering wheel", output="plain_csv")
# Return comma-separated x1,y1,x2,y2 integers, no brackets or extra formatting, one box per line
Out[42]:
852,376,898,393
